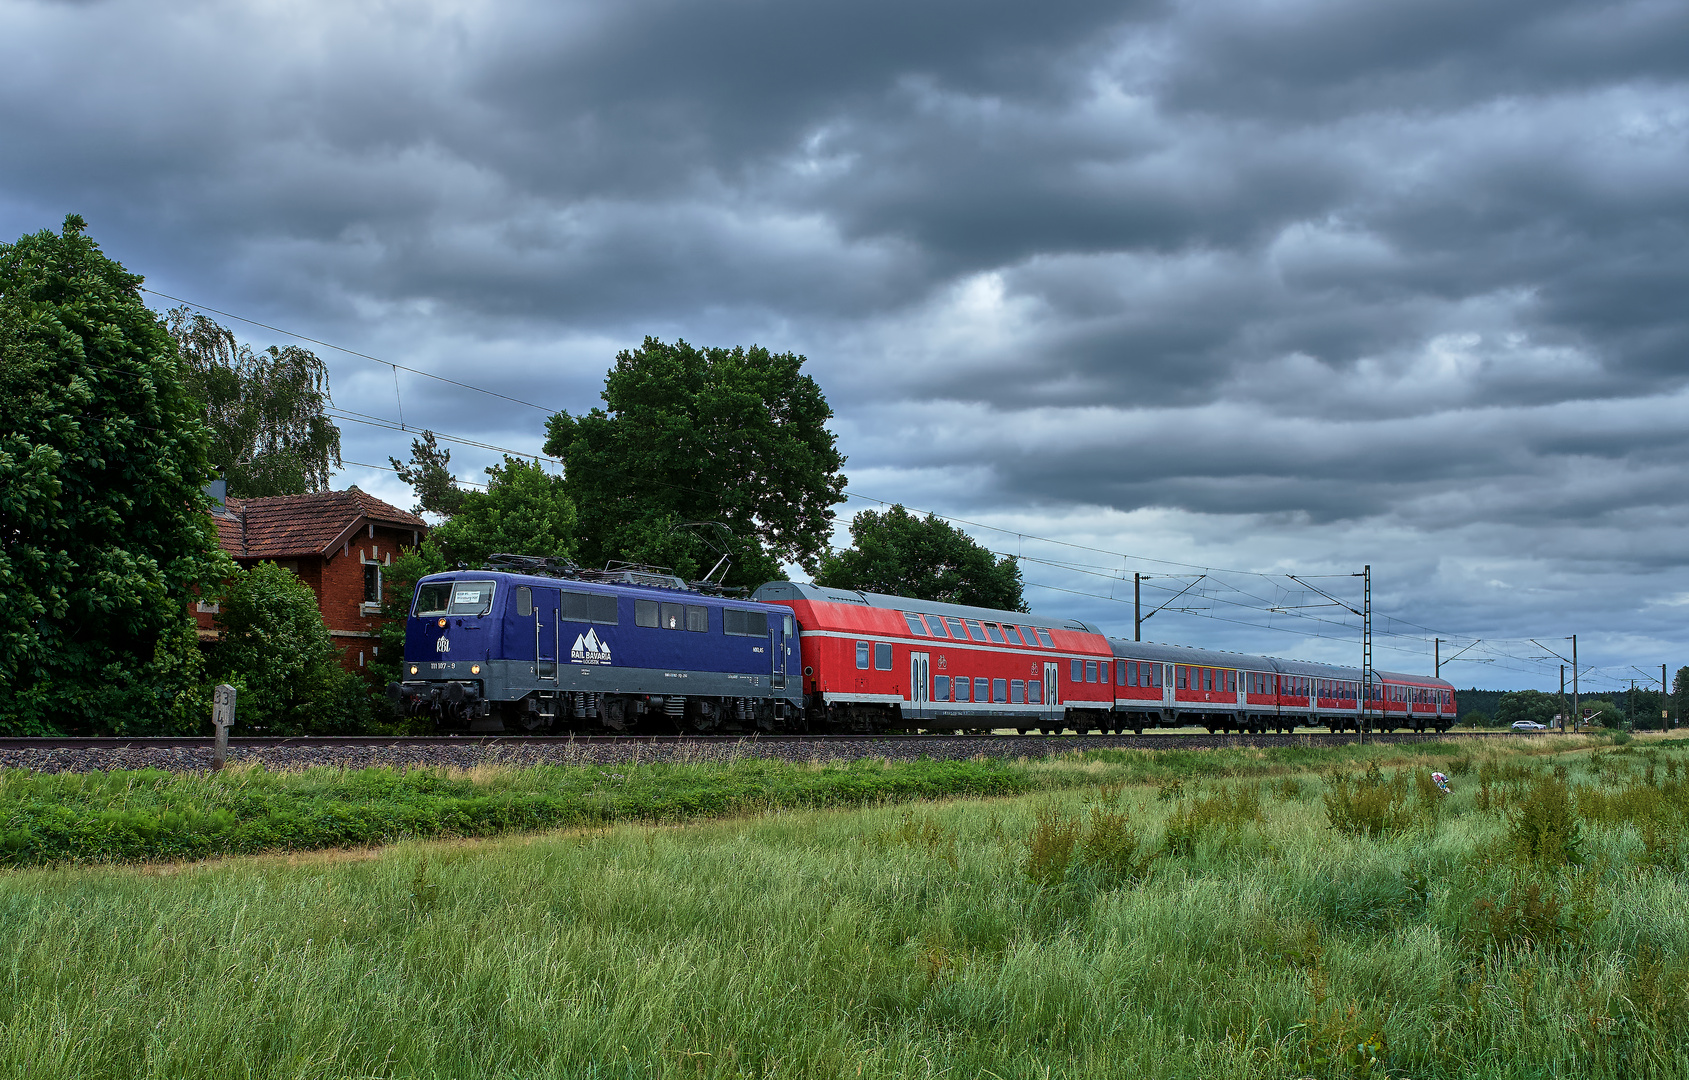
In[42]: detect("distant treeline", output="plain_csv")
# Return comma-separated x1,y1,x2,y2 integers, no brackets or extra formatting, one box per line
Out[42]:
1454,689,1508,720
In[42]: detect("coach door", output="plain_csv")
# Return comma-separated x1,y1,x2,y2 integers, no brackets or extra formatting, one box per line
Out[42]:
533,586,559,680
771,615,791,690
1043,661,1061,724
910,652,930,720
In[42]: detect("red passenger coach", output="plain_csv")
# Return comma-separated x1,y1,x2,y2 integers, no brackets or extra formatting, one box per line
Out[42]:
751,582,1117,732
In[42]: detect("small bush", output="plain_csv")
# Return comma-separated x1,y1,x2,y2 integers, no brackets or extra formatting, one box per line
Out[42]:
1324,764,1415,838
1024,806,1082,887
1507,776,1581,867
1164,784,1262,856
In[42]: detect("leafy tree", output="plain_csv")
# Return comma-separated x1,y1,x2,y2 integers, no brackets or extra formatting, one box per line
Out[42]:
1673,666,1689,728
1459,710,1491,729
814,504,1026,612
389,430,466,517
209,561,363,734
1496,689,1560,728
366,543,448,730
543,337,846,587
424,457,578,569
167,307,341,498
1578,699,1623,729
0,216,229,735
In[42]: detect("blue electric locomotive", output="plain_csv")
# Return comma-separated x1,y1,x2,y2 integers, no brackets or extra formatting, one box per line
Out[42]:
389,556,802,732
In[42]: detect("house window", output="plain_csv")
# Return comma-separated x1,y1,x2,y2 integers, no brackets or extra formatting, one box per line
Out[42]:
363,563,381,604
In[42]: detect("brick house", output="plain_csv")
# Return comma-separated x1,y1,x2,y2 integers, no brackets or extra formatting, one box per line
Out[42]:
196,486,428,672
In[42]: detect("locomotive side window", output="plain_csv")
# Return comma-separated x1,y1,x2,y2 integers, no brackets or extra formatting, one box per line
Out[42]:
903,612,929,636
1028,679,1042,704
934,676,950,701
413,583,451,616
516,586,533,617
1035,628,1055,648
687,605,708,632
724,609,769,636
635,600,660,628
874,643,893,670
856,642,870,668
661,602,684,630
974,677,989,701
1010,680,1025,703
564,591,620,625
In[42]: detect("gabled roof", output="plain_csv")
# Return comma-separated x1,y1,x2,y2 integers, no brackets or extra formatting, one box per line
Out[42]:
215,487,426,560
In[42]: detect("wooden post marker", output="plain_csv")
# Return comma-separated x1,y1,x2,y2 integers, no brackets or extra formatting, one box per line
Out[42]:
211,684,236,771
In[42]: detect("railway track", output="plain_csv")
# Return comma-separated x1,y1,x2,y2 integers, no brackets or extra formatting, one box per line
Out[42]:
0,729,1524,752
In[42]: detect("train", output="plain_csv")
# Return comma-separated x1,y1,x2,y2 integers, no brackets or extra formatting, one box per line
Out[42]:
388,555,1457,735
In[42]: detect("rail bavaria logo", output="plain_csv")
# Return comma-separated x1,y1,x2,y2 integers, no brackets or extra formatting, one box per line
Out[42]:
570,629,612,665
435,635,450,653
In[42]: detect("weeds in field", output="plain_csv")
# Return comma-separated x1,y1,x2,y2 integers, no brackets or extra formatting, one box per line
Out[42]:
1323,763,1415,838
1163,784,1262,856
1507,775,1582,866
1023,803,1156,887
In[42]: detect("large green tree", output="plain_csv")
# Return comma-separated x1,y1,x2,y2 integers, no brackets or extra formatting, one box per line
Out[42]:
167,307,341,498
0,216,228,734
389,430,466,517
814,504,1026,612
427,456,578,569
543,337,846,587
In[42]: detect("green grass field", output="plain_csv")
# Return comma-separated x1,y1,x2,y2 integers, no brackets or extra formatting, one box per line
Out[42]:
2,735,1686,1078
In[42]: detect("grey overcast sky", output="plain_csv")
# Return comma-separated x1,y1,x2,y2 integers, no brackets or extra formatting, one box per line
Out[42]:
4,0,1687,693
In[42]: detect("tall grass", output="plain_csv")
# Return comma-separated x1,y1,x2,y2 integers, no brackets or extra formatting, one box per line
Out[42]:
1,736,1685,1078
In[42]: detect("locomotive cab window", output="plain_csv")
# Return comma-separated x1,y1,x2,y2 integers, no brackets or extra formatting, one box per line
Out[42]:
516,586,533,618
418,580,494,616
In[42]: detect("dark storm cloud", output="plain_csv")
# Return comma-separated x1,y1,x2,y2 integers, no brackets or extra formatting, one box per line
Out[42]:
4,0,1689,686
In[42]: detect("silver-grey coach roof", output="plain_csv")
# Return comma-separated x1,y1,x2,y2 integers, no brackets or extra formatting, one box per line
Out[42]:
1106,639,1279,671
753,580,1101,634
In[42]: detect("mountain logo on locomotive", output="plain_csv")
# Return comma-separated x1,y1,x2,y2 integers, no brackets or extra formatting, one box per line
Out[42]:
435,634,449,653
570,629,612,664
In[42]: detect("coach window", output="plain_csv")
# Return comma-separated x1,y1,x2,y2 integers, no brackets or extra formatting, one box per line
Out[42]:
1085,661,1097,683
1002,625,1024,646
985,623,1006,644
1126,661,1136,686
974,677,990,702
635,600,660,628
856,642,870,669
1071,659,1083,683
874,643,893,670
661,602,684,630
1100,662,1110,685
953,677,969,702
964,620,986,642
1152,664,1163,688
1176,666,1187,689
1011,680,1025,704
1028,679,1042,704
934,676,950,701
1228,671,1236,692
516,586,532,617
1036,628,1055,648
904,613,928,636
992,678,1008,703
687,606,709,632
945,617,967,639
926,616,949,638
1205,669,1214,692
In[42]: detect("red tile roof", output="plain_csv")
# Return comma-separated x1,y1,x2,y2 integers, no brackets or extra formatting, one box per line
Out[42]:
214,487,426,559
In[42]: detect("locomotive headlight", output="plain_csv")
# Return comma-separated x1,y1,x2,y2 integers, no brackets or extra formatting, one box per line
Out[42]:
409,665,418,675
438,618,447,628
471,665,481,674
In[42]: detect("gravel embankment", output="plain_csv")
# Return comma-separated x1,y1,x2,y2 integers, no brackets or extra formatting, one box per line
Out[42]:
0,731,1500,774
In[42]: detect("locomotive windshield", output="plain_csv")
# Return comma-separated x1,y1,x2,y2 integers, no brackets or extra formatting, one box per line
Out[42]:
414,579,497,617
